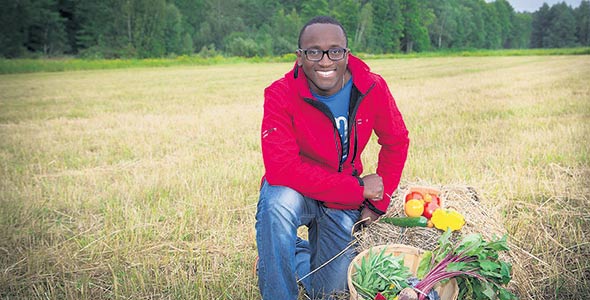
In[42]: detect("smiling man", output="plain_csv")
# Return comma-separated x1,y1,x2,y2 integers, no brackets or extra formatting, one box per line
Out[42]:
255,16,409,299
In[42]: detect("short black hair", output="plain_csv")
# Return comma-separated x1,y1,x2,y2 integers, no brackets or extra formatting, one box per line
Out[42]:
298,16,348,48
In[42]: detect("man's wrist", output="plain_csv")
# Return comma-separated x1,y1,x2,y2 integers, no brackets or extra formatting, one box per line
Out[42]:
363,199,386,216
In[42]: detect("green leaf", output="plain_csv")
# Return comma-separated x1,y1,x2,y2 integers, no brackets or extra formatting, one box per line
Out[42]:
438,229,453,249
457,277,474,299
486,234,510,251
479,259,500,272
445,261,470,272
417,250,432,279
500,261,512,284
456,233,484,256
479,269,503,281
481,281,497,299
498,287,518,300
471,280,486,299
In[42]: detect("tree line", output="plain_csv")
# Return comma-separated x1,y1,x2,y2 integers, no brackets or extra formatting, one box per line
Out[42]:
1,0,589,59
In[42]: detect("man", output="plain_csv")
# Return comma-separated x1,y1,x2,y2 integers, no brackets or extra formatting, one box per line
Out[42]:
255,16,409,299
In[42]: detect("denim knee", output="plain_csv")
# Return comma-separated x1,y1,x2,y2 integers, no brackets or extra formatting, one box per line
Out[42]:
256,182,306,227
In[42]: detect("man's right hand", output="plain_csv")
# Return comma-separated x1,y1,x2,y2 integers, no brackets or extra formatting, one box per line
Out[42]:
362,173,384,201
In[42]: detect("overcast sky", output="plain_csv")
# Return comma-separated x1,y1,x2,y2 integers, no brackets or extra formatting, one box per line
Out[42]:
502,0,584,12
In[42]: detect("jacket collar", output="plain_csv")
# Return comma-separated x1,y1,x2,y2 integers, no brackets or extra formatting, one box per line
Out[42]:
287,54,375,99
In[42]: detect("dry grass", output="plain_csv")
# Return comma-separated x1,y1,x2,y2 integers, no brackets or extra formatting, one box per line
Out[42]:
0,56,588,299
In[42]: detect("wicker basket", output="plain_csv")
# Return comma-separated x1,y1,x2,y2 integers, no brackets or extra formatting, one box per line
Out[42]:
348,244,459,300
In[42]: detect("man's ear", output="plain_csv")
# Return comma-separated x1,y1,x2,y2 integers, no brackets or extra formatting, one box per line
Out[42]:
345,51,350,68
295,50,303,67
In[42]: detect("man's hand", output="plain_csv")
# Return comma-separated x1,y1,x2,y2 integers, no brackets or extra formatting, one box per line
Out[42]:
359,206,381,225
362,173,383,201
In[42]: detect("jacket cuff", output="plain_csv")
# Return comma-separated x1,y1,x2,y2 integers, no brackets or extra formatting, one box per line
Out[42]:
363,199,386,216
356,176,364,187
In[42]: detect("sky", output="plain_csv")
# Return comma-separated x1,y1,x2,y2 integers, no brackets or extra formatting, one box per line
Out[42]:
502,0,584,12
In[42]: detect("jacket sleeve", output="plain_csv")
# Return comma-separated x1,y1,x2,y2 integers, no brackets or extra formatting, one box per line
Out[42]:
367,76,410,213
261,83,365,208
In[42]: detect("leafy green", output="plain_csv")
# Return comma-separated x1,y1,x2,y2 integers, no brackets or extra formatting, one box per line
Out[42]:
419,230,518,300
352,247,413,300
416,250,432,279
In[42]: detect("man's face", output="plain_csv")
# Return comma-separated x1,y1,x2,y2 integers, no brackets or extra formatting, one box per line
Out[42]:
297,23,348,97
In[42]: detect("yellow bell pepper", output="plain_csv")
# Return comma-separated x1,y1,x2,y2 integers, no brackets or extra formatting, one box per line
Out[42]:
431,208,465,231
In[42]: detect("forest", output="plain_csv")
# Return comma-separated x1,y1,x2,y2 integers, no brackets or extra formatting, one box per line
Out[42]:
1,0,589,59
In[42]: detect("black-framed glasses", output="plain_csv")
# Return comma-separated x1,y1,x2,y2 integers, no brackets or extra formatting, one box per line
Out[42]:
297,47,349,62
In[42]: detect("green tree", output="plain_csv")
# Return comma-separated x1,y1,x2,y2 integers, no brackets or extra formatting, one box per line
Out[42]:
163,3,184,55
180,33,194,55
508,12,532,48
331,0,360,48
428,0,460,49
401,0,433,52
131,0,168,58
0,0,31,57
198,0,246,52
352,2,373,51
575,0,590,46
58,0,80,55
255,24,274,56
172,0,207,54
223,32,258,57
76,0,130,58
279,0,303,13
301,0,329,22
545,2,577,47
369,0,402,53
462,0,486,48
483,2,502,49
26,0,69,56
269,8,301,54
241,0,278,30
530,3,550,48
492,0,515,48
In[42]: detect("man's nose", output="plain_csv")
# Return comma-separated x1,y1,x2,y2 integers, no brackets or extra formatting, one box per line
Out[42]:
318,52,333,66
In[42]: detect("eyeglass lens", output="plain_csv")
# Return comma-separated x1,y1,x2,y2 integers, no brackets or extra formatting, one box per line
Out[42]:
305,48,346,61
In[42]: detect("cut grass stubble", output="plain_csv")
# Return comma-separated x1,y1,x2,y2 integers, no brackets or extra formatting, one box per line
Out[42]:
0,56,589,299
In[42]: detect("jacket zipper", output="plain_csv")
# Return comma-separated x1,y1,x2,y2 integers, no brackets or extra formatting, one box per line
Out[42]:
347,83,375,173
303,97,342,171
303,82,376,174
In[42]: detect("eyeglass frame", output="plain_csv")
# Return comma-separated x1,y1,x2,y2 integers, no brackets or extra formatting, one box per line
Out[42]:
297,47,349,62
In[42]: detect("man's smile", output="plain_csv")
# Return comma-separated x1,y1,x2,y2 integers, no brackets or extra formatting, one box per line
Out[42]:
316,70,336,78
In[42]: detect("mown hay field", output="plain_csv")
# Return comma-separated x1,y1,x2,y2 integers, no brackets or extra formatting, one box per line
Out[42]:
1,56,589,299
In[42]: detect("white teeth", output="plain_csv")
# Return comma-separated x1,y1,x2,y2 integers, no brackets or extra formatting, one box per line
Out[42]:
317,70,335,77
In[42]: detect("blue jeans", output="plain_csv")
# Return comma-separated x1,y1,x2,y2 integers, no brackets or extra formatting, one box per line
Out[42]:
255,180,361,300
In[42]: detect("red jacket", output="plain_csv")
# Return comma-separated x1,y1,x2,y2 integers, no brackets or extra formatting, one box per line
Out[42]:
261,55,409,213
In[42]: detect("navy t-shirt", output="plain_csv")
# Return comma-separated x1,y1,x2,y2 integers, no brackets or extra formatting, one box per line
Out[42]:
312,77,353,162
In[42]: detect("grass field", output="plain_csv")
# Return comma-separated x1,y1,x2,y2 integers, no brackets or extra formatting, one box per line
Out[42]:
0,56,589,299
